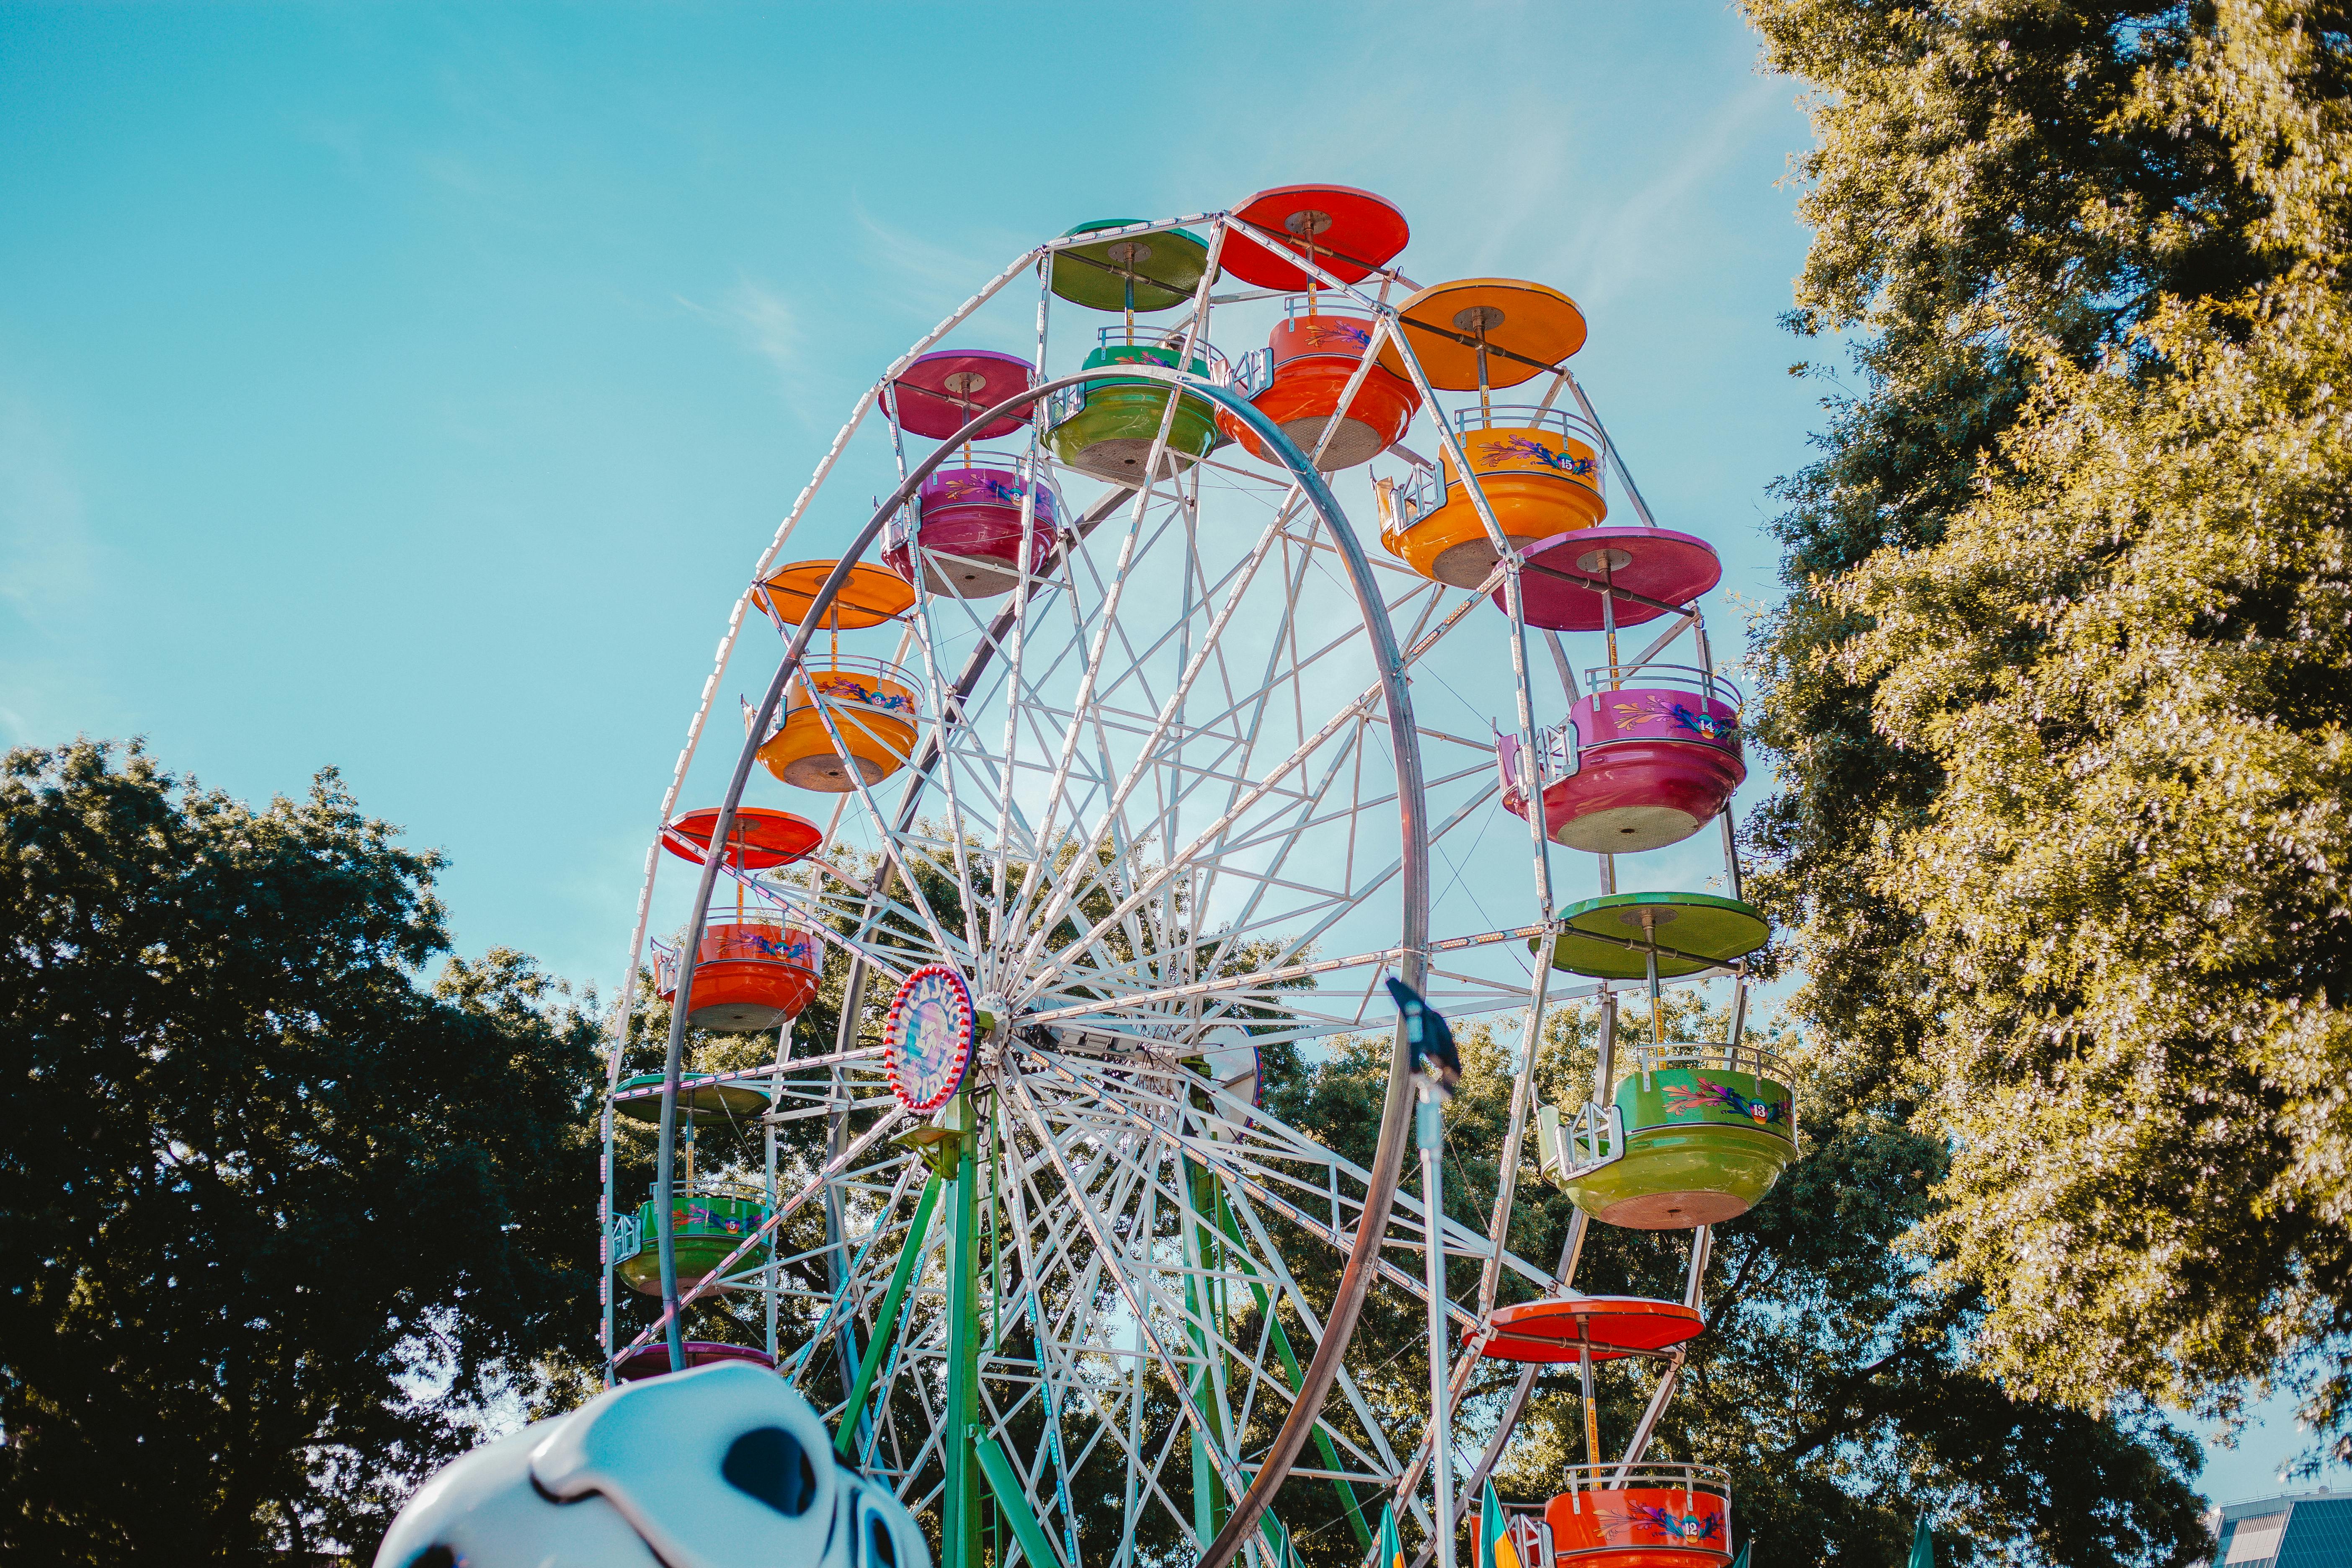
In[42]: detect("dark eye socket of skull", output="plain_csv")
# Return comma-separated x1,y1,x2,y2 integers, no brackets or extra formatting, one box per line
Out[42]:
869,1513,899,1568
723,1426,818,1516
409,1550,459,1568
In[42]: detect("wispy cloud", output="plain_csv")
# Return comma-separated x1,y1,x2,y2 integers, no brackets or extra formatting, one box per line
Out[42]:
725,279,803,373
295,114,369,180
0,394,95,621
848,197,1038,348
0,393,116,746
1550,75,1787,311
676,277,821,418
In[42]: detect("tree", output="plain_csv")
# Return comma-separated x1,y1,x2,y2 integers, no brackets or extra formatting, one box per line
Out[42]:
1265,1000,2209,1568
1743,0,2352,1461
0,740,602,1562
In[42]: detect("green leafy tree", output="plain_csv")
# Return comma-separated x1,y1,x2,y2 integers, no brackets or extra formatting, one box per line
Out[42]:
1743,0,2352,1462
0,740,602,1562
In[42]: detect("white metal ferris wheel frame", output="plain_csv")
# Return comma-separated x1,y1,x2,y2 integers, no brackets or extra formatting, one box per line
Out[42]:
596,207,1747,1568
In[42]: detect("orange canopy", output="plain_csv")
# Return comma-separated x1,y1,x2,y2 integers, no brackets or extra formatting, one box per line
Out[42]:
1378,278,1588,390
759,560,917,628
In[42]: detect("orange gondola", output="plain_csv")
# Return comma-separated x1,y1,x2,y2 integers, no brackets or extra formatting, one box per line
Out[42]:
1477,1467,1736,1568
1382,405,1609,586
752,561,923,792
754,656,921,792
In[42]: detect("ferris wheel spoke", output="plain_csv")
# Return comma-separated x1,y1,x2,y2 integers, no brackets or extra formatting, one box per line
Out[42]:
781,1155,927,1387
871,1330,946,1485
1190,766,1504,1001
1029,1050,1539,1309
1190,716,1381,968
763,826,957,965
980,564,1058,1000
1006,1076,1257,1506
1019,1082,1411,1546
1011,641,1411,1006
619,1104,908,1357
970,1394,1078,1568
808,698,969,965
1086,495,1285,727
796,909,935,990
1211,752,1488,873
1019,1125,1162,1352
1065,518,1179,723
992,491,1242,968
906,591,1000,970
1064,1132,1351,1433
990,1114,1096,1568
1218,1181,1418,1491
1000,1116,1145,1336
994,485,1168,949
1018,524,1313,975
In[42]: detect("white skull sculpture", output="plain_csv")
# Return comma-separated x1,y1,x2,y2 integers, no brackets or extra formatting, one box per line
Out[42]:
374,1362,931,1568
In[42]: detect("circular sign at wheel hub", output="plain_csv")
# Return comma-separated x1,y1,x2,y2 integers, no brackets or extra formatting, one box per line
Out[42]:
885,964,977,1113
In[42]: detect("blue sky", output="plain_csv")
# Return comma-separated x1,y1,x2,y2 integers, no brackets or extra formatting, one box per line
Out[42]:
0,0,2322,1507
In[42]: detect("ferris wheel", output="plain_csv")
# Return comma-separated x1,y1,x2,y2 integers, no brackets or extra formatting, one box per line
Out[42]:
593,185,1798,1568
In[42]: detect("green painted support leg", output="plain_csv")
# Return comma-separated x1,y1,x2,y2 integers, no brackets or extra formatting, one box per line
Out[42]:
834,1172,942,1459
1181,1159,1230,1545
1184,1163,1320,1567
976,1433,1064,1568
1214,1188,1374,1552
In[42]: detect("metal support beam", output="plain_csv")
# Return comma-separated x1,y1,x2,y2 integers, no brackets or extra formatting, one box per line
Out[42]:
946,1099,983,1568
1419,1085,1454,1568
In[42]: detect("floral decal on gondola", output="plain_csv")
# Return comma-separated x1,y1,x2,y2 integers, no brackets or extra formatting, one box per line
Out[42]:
806,674,917,715
1664,1073,1790,1128
934,474,1037,508
1475,434,1599,477
1595,1499,1725,1546
1300,319,1373,351
746,931,815,966
1668,702,1738,742
1599,695,1740,744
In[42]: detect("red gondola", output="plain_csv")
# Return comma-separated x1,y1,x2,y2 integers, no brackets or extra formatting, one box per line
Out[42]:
1218,299,1421,470
653,909,820,1033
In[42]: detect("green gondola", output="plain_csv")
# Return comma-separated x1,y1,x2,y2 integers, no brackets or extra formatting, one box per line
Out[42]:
1045,336,1225,480
614,1190,771,1296
1559,1042,1798,1228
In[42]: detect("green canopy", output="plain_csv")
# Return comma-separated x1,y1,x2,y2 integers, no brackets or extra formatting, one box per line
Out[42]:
612,1071,773,1126
1533,890,1771,980
1909,1516,1934,1568
1049,220,1211,312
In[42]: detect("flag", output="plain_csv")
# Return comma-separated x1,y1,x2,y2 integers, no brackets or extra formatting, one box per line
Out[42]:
1481,1477,1522,1568
1728,1547,1751,1568
1384,977,1462,1091
1908,1516,1934,1568
1379,1500,1406,1568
